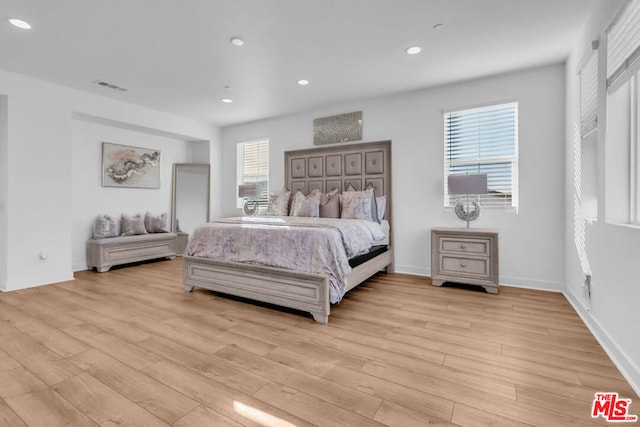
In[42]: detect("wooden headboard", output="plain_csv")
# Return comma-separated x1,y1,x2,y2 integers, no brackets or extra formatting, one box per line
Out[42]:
284,140,392,232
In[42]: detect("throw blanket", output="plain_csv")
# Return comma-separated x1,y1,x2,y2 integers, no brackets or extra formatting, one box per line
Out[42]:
185,216,385,303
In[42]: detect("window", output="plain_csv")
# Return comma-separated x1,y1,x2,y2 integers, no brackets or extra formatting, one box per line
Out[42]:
606,0,640,224
236,138,269,209
580,49,599,138
577,47,599,221
444,102,519,210
606,0,640,93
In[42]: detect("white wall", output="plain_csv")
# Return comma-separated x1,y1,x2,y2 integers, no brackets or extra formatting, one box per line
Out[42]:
0,95,7,287
0,68,220,290
222,63,567,291
564,0,640,396
71,119,193,270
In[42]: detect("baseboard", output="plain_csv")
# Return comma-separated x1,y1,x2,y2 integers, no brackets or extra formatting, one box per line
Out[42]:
500,275,563,292
393,268,562,292
73,262,89,272
395,265,430,277
1,272,74,291
564,288,640,398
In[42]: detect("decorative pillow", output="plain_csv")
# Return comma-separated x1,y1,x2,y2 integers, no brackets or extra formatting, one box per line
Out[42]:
344,183,379,222
290,191,321,217
317,189,340,218
267,189,291,216
340,188,373,221
376,195,386,220
120,214,148,236
93,214,117,239
145,212,170,233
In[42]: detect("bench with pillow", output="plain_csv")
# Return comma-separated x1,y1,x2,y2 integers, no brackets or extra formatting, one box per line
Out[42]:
87,212,177,272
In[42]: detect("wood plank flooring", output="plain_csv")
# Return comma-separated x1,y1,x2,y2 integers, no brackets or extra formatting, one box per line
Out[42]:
0,258,637,426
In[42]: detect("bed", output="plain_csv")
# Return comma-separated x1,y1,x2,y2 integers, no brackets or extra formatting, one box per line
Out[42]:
182,140,393,323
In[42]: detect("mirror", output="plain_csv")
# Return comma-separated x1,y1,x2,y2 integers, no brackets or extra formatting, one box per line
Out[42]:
171,163,210,234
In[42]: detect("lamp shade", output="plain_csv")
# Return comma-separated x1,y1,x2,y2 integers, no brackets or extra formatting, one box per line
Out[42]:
448,174,488,195
238,184,259,198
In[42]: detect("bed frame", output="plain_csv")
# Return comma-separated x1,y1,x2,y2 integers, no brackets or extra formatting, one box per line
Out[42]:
183,140,393,323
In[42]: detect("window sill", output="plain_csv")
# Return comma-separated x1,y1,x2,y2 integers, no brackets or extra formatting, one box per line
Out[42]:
608,221,640,231
443,206,518,215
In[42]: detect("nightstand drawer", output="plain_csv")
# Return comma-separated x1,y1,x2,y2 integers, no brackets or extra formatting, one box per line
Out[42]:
440,237,490,255
441,255,489,277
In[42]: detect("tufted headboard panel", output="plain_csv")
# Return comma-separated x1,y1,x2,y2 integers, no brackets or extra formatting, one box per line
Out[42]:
284,140,392,238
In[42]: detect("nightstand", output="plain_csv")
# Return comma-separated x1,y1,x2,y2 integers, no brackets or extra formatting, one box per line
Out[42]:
431,227,499,294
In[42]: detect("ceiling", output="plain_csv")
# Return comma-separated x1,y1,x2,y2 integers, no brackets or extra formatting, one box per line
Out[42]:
0,0,609,127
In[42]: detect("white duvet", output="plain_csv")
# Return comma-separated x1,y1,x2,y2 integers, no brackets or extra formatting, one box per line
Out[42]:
185,216,385,303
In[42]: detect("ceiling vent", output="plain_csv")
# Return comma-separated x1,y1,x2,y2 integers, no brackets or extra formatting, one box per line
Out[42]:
93,80,128,92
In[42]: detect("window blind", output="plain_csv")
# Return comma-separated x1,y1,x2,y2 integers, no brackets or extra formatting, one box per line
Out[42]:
580,50,599,137
237,139,269,208
444,102,518,209
607,0,640,92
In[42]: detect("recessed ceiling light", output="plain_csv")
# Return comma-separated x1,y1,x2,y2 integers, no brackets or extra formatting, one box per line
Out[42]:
297,79,309,86
230,37,244,46
405,46,421,55
7,18,31,30
222,98,233,104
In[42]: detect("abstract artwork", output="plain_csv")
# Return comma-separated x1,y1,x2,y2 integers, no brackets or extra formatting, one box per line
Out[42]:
313,111,363,145
102,142,161,188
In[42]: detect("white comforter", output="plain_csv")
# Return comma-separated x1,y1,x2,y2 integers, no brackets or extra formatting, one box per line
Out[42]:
185,216,385,303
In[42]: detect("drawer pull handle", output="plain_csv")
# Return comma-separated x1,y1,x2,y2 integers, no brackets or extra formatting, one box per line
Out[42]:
460,263,466,268
460,244,466,249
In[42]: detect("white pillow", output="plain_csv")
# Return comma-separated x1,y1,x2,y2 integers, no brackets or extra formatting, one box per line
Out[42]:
376,195,386,220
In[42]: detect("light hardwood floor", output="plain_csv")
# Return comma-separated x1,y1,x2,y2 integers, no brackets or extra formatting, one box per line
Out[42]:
0,258,637,426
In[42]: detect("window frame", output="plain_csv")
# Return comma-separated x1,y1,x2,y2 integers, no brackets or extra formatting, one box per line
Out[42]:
236,138,269,210
631,74,640,224
443,101,519,212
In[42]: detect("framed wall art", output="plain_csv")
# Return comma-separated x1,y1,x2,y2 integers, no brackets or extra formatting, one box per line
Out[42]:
313,111,363,145
102,142,161,189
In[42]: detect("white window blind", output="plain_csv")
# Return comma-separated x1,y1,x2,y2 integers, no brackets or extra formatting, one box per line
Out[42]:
607,0,640,92
580,50,599,137
444,102,518,209
237,138,269,208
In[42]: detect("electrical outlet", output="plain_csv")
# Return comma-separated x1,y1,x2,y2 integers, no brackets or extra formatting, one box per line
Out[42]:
585,274,592,300
583,274,592,312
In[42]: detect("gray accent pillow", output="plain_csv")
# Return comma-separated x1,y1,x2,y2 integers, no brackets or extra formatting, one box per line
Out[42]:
93,214,117,239
344,183,379,223
340,188,373,221
317,189,340,218
145,212,170,233
290,191,321,217
120,214,148,236
267,190,291,216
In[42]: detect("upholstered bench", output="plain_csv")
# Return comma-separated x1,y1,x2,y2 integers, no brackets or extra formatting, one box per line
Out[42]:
86,232,178,272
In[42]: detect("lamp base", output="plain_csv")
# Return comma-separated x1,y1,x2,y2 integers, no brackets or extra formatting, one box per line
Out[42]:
453,196,481,227
242,199,258,216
